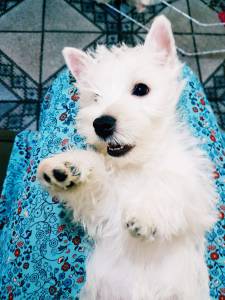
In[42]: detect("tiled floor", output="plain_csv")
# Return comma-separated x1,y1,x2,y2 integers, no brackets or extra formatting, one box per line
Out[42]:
0,0,225,131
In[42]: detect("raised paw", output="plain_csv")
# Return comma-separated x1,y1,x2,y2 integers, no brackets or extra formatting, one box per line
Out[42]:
37,154,90,192
125,217,157,241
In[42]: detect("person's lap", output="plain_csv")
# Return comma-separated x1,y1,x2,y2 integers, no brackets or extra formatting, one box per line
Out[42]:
0,66,224,299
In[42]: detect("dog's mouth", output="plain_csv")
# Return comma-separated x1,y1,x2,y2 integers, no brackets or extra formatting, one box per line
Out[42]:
107,143,134,157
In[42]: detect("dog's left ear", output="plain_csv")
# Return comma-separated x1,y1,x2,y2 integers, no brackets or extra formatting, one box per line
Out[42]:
144,15,177,63
62,47,92,80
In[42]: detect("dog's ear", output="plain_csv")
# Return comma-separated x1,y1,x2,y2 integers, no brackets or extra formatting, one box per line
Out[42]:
144,15,177,62
62,47,91,79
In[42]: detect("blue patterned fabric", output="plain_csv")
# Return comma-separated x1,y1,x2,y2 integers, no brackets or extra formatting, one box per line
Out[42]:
0,66,224,300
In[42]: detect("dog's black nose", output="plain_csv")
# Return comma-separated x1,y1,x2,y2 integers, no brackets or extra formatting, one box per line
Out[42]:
93,115,116,139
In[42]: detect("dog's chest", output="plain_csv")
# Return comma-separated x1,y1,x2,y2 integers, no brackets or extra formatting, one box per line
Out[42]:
109,167,147,193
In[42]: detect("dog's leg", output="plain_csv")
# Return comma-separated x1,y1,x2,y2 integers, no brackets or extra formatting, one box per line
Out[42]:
37,149,108,228
122,193,159,242
37,149,105,190
123,167,216,242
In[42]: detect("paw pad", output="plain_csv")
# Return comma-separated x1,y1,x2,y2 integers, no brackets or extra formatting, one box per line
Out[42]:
53,169,68,182
43,173,51,183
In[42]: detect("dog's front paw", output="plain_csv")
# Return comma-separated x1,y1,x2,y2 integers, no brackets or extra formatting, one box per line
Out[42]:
37,154,91,192
125,216,157,241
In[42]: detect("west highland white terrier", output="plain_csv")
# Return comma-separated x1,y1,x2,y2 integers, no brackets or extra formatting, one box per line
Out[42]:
38,16,218,300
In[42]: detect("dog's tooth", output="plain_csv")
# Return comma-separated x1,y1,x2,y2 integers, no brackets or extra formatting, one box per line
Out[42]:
108,144,128,152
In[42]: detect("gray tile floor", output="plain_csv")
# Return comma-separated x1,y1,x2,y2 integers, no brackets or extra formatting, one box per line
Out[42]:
0,0,225,131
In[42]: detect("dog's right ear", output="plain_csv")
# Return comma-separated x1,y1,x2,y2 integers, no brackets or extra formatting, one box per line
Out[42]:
144,15,177,64
62,47,91,80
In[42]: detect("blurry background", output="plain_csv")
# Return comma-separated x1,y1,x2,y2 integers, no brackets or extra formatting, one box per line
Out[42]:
0,0,225,189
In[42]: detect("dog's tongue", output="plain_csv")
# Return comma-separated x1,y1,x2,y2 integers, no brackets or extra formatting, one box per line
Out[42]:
107,143,133,157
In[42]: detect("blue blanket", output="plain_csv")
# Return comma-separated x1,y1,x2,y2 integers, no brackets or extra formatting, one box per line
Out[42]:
0,66,224,299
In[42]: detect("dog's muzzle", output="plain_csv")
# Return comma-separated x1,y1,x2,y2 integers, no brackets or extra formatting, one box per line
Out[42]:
93,115,134,157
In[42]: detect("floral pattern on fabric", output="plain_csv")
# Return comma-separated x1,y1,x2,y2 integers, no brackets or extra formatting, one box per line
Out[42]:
179,67,225,300
0,66,224,299
0,70,92,300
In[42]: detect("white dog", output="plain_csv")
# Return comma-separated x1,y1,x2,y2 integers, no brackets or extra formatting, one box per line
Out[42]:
37,16,218,300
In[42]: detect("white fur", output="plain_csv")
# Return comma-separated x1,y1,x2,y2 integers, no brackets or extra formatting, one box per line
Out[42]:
37,16,218,300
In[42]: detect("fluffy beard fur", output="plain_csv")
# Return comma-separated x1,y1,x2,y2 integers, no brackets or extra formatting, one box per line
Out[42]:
38,16,218,300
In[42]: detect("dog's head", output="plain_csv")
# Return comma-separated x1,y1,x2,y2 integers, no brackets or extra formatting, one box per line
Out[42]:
63,16,184,166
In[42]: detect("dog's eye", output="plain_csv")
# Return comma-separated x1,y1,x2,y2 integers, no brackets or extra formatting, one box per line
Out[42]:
132,83,150,97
